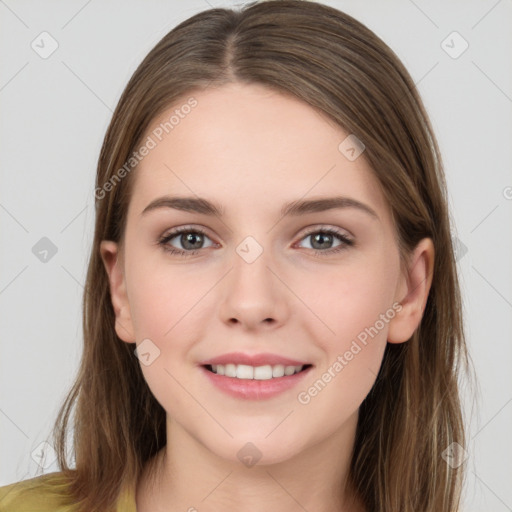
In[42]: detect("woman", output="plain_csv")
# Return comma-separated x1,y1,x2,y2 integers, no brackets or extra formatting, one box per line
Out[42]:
0,1,474,511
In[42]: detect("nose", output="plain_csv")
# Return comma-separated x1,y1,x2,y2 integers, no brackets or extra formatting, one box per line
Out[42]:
218,243,290,331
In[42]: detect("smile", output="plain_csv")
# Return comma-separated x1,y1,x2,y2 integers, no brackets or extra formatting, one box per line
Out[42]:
201,364,313,400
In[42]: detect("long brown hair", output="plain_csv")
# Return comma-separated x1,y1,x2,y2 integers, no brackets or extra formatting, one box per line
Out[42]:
37,1,476,510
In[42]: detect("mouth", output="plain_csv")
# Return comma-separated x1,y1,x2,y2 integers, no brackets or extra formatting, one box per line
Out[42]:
203,363,313,380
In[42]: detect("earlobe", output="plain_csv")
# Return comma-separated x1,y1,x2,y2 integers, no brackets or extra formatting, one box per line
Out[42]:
99,240,136,343
387,238,435,344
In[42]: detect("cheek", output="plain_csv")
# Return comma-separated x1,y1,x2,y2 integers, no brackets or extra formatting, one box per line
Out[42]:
126,261,208,419
293,266,395,428
126,257,208,341
303,256,399,342
297,253,399,401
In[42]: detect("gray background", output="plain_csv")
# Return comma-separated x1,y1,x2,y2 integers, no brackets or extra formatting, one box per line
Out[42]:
1,1,511,510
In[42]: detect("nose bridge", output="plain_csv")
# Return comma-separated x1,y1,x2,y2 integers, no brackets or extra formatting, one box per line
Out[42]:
231,233,276,300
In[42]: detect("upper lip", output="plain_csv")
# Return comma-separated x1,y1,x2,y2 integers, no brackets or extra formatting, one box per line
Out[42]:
200,352,312,367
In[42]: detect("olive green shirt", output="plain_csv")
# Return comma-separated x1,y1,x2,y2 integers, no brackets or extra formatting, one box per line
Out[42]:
0,472,136,512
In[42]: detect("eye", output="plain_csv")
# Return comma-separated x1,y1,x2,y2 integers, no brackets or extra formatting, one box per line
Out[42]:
296,227,354,256
157,225,354,258
157,226,215,257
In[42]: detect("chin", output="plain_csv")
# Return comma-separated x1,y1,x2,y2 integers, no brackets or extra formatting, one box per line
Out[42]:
206,433,306,468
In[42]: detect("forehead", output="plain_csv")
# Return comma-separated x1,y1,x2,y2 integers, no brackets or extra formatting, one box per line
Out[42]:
128,82,390,221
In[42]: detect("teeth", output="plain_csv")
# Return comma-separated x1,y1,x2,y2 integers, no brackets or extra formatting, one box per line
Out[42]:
209,363,305,380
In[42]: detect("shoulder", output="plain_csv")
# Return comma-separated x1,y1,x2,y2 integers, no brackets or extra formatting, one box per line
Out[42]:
0,472,77,512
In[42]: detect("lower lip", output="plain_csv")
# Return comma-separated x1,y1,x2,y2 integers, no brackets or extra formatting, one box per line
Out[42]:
200,365,313,400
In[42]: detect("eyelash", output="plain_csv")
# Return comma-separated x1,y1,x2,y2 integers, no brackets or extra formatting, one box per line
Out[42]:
157,226,354,258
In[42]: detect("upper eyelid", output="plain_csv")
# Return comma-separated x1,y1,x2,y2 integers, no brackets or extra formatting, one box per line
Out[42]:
298,224,352,238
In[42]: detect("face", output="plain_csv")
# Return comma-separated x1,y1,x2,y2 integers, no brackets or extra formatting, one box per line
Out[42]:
100,82,433,466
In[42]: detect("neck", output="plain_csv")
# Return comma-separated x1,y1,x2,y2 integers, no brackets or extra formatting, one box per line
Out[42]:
136,411,366,512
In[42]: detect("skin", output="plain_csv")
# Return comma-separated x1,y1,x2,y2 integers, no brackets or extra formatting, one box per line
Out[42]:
100,82,434,512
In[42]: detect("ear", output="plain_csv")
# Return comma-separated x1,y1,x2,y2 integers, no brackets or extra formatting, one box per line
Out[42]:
99,240,136,343
387,238,435,344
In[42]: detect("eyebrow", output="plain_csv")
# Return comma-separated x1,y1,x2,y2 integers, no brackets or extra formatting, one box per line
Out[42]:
140,195,379,220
